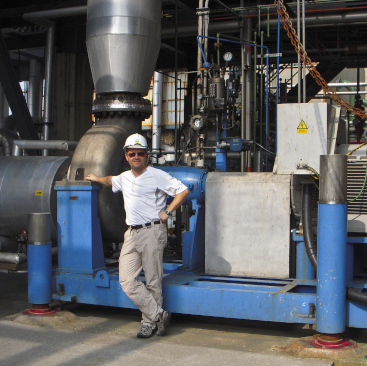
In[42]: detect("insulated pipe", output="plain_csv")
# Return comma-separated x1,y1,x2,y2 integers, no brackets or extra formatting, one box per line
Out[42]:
0,156,71,241
43,24,55,156
0,252,27,264
152,71,163,163
27,213,52,306
28,59,43,119
14,140,78,151
0,128,19,156
316,155,347,334
23,6,87,22
160,11,367,40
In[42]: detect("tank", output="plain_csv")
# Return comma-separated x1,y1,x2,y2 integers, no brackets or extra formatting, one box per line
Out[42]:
86,0,162,96
0,157,71,241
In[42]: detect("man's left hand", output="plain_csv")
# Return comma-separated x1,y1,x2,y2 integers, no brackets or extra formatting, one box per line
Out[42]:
159,211,169,223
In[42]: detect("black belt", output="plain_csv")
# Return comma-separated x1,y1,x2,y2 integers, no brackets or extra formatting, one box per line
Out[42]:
130,220,161,230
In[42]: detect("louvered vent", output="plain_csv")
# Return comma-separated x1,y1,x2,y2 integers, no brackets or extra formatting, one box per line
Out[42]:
347,160,367,214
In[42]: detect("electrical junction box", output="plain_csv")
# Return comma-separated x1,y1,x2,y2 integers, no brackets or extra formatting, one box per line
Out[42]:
275,103,340,175
205,172,291,278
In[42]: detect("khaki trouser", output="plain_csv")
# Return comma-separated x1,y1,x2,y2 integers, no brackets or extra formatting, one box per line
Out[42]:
119,222,167,326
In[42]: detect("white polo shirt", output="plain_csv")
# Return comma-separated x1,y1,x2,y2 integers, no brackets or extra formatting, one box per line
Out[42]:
111,166,187,226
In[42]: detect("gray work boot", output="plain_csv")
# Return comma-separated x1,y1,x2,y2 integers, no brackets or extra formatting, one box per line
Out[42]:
137,324,157,338
156,310,171,336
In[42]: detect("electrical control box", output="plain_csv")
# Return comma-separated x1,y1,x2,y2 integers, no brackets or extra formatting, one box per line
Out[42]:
275,103,340,175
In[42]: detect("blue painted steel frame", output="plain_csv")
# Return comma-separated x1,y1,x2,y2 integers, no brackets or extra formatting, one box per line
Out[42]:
50,184,367,329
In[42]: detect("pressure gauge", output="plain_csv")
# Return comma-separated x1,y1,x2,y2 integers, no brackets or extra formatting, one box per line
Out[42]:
223,52,233,62
190,115,206,131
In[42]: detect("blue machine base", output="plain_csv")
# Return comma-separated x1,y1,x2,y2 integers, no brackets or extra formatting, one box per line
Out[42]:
52,262,367,328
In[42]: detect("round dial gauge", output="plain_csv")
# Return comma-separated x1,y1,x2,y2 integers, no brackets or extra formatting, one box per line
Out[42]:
223,52,233,62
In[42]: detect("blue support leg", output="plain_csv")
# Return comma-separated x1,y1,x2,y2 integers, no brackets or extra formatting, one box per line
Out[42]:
316,155,348,335
28,242,52,305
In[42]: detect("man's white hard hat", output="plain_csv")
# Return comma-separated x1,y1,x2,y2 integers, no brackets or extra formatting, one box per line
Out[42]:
124,133,148,150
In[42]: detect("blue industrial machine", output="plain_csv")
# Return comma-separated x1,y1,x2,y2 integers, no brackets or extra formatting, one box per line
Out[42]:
2,0,367,346
43,156,366,331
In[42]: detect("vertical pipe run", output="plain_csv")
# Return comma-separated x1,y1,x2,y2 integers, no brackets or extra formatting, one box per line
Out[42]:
27,213,52,306
43,24,56,156
253,32,257,162
152,71,163,164
28,59,43,119
240,0,246,172
245,18,252,171
316,155,348,334
259,31,264,170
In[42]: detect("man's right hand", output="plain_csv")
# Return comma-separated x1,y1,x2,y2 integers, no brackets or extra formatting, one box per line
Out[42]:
85,174,98,182
85,174,113,187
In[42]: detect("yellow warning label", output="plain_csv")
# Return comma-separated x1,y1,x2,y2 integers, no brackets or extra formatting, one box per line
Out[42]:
35,190,43,196
297,120,308,133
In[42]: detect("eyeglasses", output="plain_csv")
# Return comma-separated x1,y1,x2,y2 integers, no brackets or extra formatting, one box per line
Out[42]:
127,151,146,158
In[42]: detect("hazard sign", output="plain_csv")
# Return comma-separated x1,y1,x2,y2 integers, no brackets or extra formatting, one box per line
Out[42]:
297,120,308,133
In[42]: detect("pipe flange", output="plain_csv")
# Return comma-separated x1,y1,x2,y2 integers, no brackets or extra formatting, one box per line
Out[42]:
93,96,152,118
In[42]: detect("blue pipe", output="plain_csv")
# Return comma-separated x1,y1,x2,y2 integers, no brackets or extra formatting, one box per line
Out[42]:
197,35,270,172
316,204,347,334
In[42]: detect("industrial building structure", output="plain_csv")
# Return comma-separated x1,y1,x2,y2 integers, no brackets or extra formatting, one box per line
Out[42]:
1,0,367,359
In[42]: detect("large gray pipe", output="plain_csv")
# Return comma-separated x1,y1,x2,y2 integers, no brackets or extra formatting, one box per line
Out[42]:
0,252,27,264
69,120,140,243
86,0,162,96
43,24,55,156
68,0,162,243
0,157,70,241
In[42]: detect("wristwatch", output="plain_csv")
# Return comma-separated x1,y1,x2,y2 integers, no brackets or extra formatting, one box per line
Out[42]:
164,209,172,216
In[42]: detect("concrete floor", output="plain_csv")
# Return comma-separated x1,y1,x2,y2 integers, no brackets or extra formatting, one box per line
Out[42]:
1,271,367,366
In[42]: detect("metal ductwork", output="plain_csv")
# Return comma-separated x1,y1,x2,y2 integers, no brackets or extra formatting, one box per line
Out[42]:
86,0,162,96
69,0,162,243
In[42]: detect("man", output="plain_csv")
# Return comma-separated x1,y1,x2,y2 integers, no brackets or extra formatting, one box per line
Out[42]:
86,133,189,338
